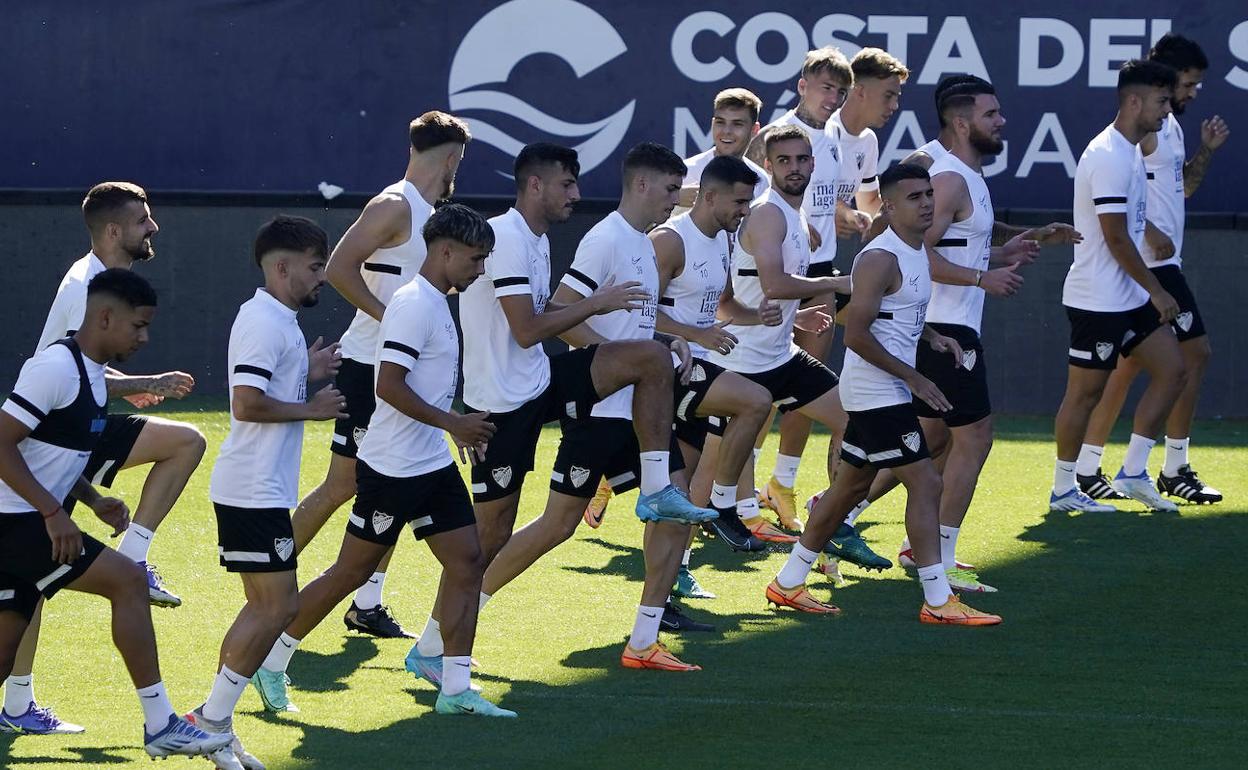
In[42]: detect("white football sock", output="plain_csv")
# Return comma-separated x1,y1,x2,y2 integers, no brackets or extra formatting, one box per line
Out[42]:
845,499,870,527
3,675,34,715
735,497,760,521
136,681,176,735
261,632,301,674
202,665,250,722
639,451,670,495
441,656,472,696
939,525,960,571
628,605,664,650
1163,436,1189,476
1122,433,1156,477
772,454,801,488
479,592,492,611
1075,443,1104,476
353,572,385,609
681,548,691,567
116,523,155,563
1053,460,1076,495
710,482,736,509
416,617,443,657
917,562,953,606
776,544,819,589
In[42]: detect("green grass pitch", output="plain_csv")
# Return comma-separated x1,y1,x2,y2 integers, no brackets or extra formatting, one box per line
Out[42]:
2,405,1245,768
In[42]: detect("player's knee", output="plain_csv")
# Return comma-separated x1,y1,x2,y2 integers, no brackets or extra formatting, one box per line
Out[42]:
115,558,148,600
909,465,942,498
273,592,299,629
1186,337,1212,371
324,470,358,507
176,424,208,461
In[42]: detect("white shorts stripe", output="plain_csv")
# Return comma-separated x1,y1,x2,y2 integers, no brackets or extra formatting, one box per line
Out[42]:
348,513,366,528
676,391,697,422
36,563,73,591
332,433,347,445
90,459,116,485
841,441,867,460
565,402,578,419
471,483,487,494
0,589,15,601
551,471,565,483
776,396,798,406
1068,348,1093,361
606,471,635,488
410,515,434,529
867,448,903,462
218,547,271,563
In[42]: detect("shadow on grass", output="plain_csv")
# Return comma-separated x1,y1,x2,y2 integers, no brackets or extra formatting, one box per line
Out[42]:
0,742,132,766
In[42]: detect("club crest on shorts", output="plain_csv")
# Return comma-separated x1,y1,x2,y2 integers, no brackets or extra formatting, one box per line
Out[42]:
491,466,513,488
1176,311,1193,332
274,537,294,562
569,465,591,488
961,349,977,371
372,510,394,535
353,426,368,446
1095,342,1114,361
690,364,707,382
902,431,921,453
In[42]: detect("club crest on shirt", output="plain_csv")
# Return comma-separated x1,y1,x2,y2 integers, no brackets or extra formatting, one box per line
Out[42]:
274,537,294,562
569,465,591,488
492,466,513,488
690,364,707,383
353,426,368,446
902,431,921,453
961,349,977,371
855,151,865,170
1176,311,1193,332
1095,342,1114,361
372,510,394,535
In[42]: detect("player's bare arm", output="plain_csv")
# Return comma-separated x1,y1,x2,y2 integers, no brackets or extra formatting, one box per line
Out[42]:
326,193,411,322
1183,115,1230,197
549,282,612,348
746,202,847,299
1098,212,1178,321
231,383,346,423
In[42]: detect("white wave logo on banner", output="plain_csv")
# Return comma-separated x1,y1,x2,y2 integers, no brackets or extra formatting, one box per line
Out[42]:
448,0,635,176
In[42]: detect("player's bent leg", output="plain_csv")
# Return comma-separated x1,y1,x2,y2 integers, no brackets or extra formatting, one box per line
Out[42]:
937,417,997,593
287,534,388,641
474,492,523,565
120,417,207,531
590,339,676,451
1111,327,1186,511
292,454,358,552
1051,366,1119,512
696,375,777,547
480,493,586,596
621,520,701,672
220,572,300,677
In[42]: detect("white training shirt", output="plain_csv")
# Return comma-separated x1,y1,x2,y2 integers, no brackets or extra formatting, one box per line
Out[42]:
710,187,810,374
460,208,552,412
916,139,950,164
1065,125,1149,312
763,110,842,265
829,110,881,203
683,148,770,201
338,180,434,364
560,211,659,420
656,212,731,360
357,275,458,478
1141,113,1186,268
36,252,106,352
210,289,309,510
0,343,107,513
926,151,994,333
840,227,931,411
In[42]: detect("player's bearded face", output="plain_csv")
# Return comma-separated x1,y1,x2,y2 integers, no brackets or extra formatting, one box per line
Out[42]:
969,121,1004,156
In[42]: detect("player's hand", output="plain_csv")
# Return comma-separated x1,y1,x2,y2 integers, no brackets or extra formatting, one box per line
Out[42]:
1029,222,1083,246
90,496,130,538
1144,225,1176,261
906,373,952,413
148,371,195,399
123,393,163,409
307,384,349,421
695,319,737,355
795,305,832,335
835,204,871,238
669,337,693,386
592,278,649,314
979,263,1023,297
807,221,822,253
928,334,965,369
1150,288,1180,324
757,299,783,326
307,336,343,381
1201,115,1230,151
43,508,83,564
451,411,495,464
1000,234,1039,266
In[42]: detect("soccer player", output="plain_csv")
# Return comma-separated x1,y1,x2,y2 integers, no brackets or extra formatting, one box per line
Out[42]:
679,88,770,207
829,48,907,219
765,163,1000,625
290,111,470,639
4,182,207,735
1051,60,1186,513
185,216,345,770
1076,35,1230,504
0,269,232,758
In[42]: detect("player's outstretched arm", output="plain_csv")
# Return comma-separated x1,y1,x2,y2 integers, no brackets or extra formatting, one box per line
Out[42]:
549,283,612,348
748,204,845,299
501,281,646,350
326,193,410,322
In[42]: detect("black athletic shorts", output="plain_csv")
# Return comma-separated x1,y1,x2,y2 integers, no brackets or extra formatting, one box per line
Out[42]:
84,413,145,487
550,417,685,499
331,358,376,459
0,511,105,619
673,357,728,427
841,403,930,470
741,350,838,413
1066,302,1164,369
1151,265,1206,342
913,323,991,427
674,413,727,451
351,461,475,544
466,346,600,503
213,503,296,573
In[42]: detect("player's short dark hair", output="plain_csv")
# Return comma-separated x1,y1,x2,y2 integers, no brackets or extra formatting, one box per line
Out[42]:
937,78,996,127
621,142,686,183
764,124,811,156
423,203,495,251
879,162,931,195
802,46,854,85
82,182,148,233
934,74,993,127
851,47,909,83
514,143,580,191
700,155,759,190
1148,33,1209,73
1117,59,1178,94
253,215,328,267
87,267,157,308
713,88,763,123
409,111,472,152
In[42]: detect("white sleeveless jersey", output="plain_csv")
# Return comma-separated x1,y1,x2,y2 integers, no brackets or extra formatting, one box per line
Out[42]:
709,188,809,374
839,228,931,411
763,110,841,264
916,139,949,163
829,111,880,202
657,213,731,359
1141,114,1186,268
926,152,994,333
339,180,434,364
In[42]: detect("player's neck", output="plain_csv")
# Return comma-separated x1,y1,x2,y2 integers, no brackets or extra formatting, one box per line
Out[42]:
513,198,551,237
774,185,804,211
838,102,868,135
950,140,983,173
418,265,452,294
794,104,826,130
89,244,134,270
260,283,301,313
713,143,747,160
616,198,653,233
689,204,721,239
892,225,925,250
1112,114,1146,145
71,330,110,365
405,158,448,206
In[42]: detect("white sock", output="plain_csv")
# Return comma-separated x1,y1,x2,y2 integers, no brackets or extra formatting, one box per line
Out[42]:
1163,436,1189,476
202,666,250,722
900,535,911,551
1053,460,1076,495
1075,443,1104,476
136,681,176,735
939,525,960,571
735,497,760,521
441,655,472,696
710,482,736,509
1122,433,1156,477
628,605,664,650
479,592,492,612
845,499,871,527
261,632,302,674
416,617,443,657
639,451,670,495
354,571,385,609
116,523,155,563
776,543,819,589
772,453,801,488
917,562,953,606
3,674,34,715
681,548,691,567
